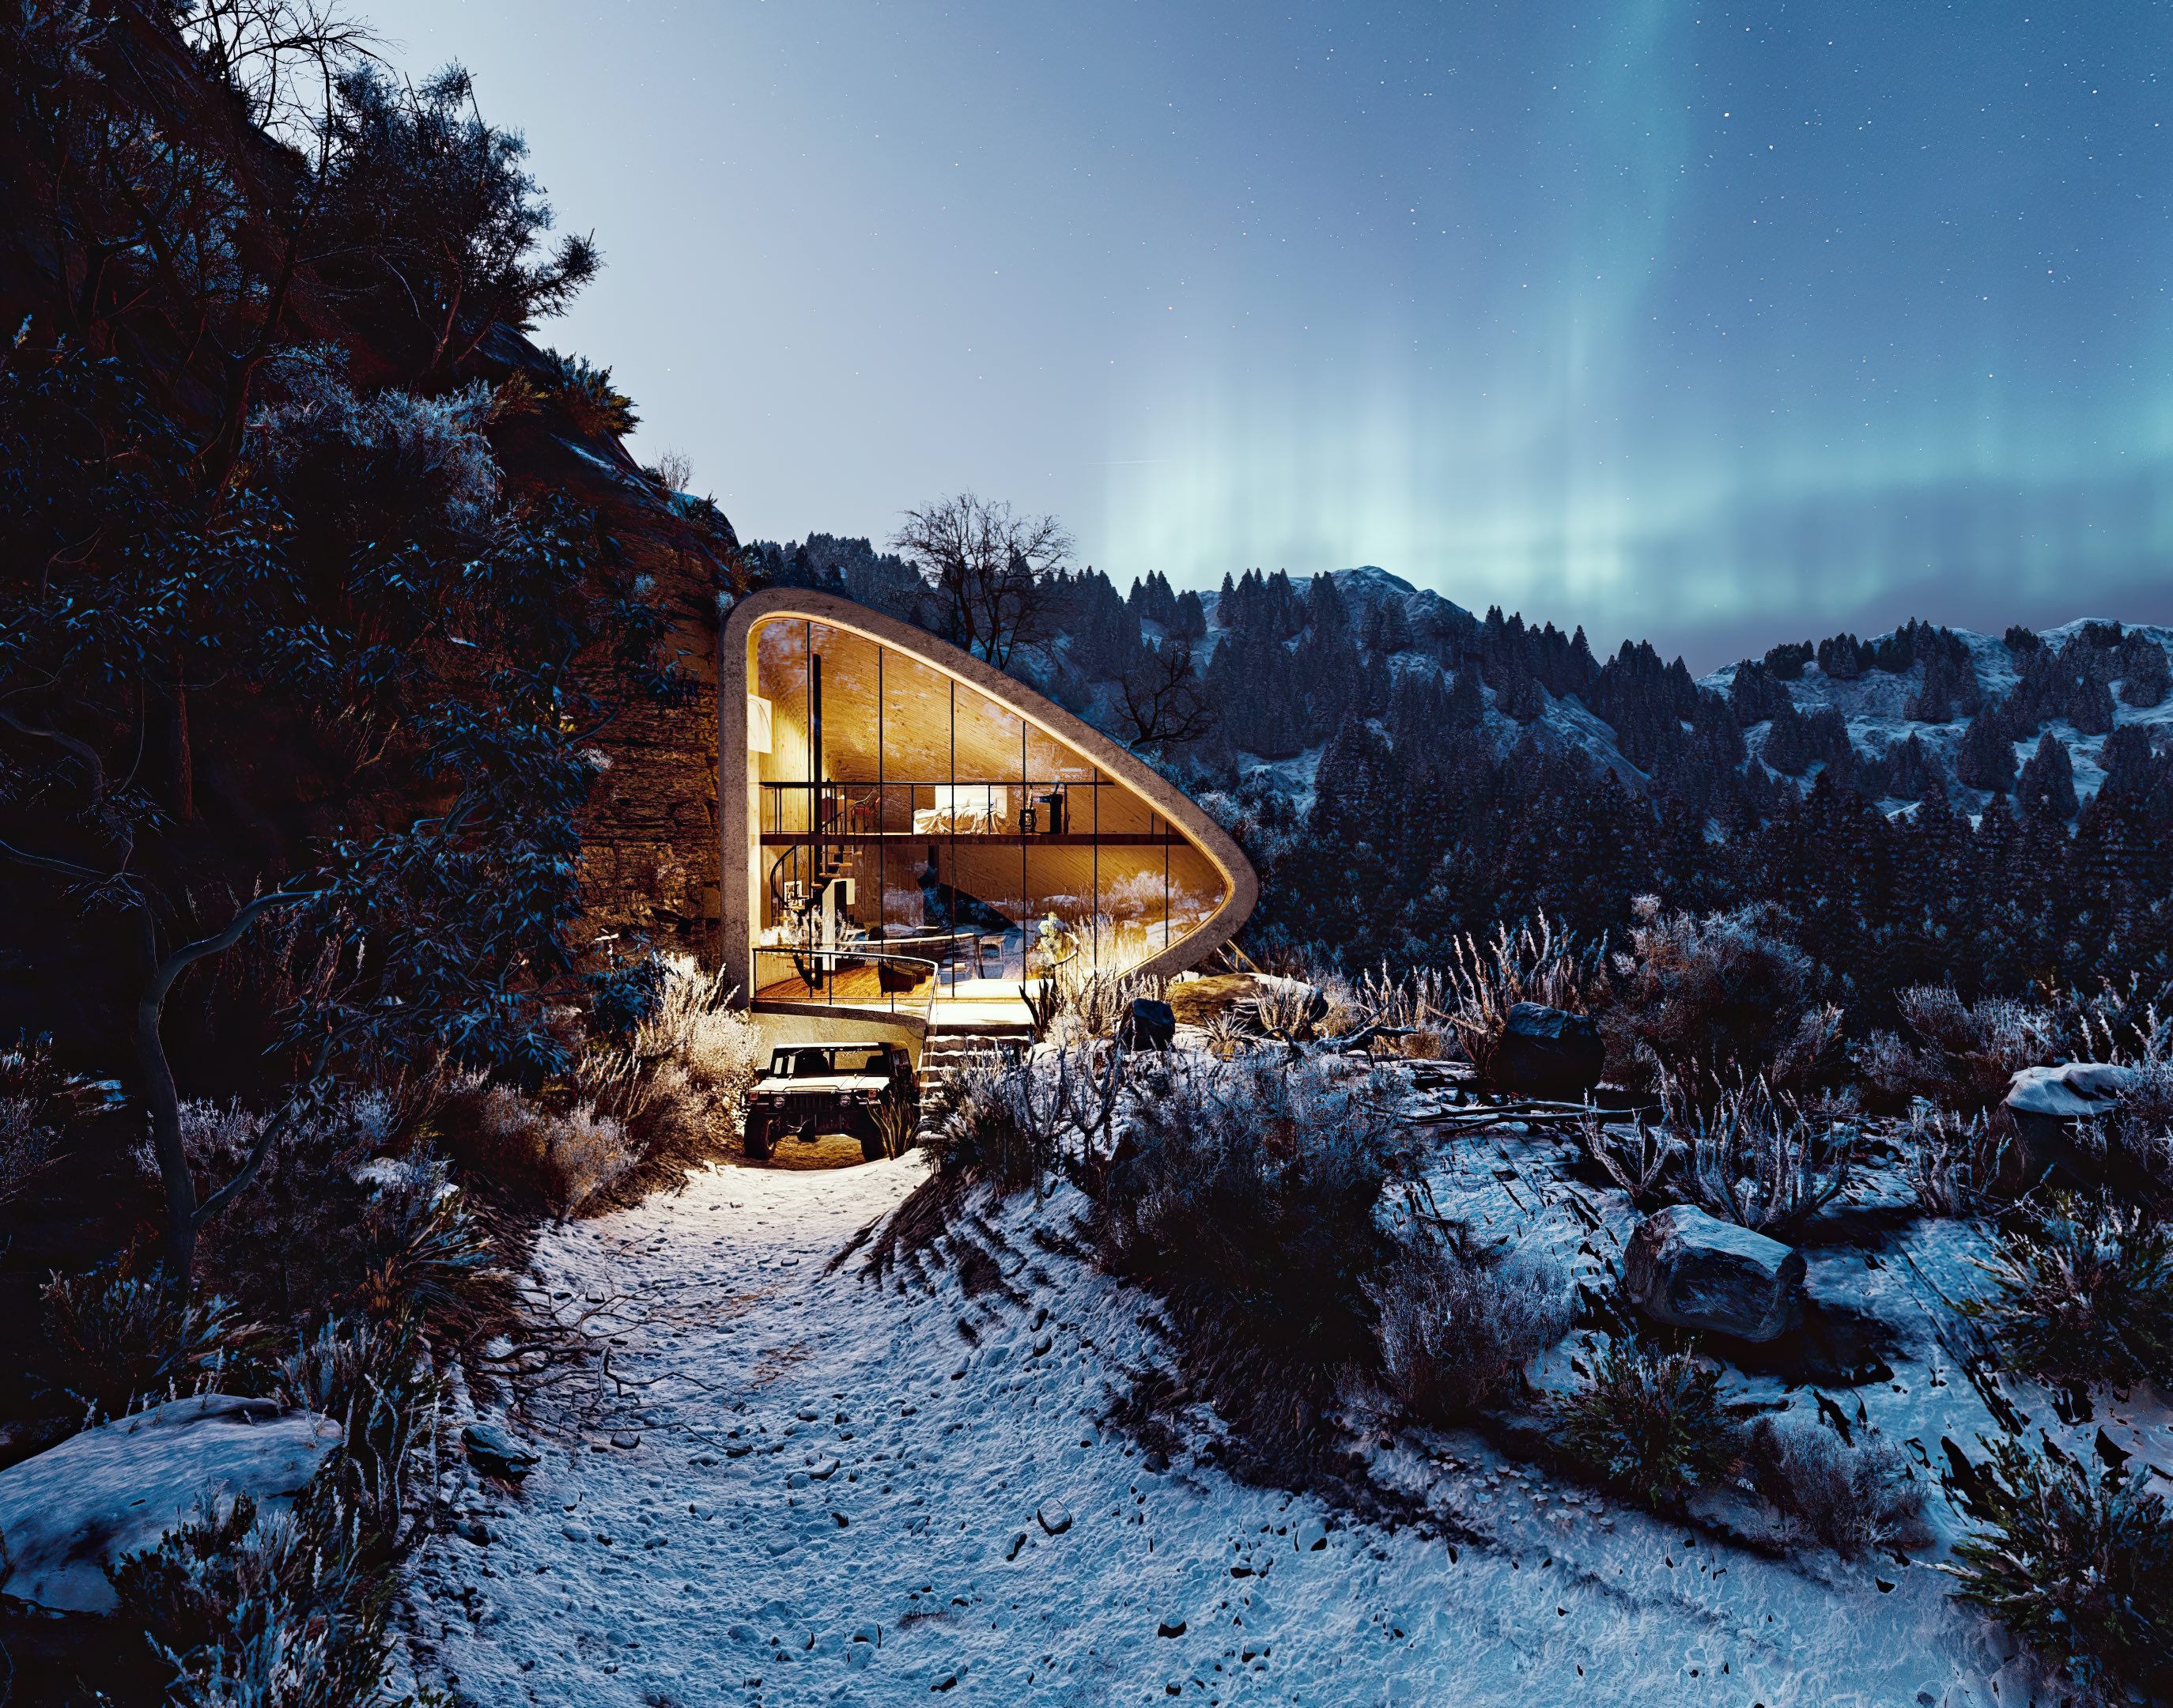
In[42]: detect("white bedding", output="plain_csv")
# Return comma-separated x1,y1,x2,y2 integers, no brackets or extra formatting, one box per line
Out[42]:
912,787,1008,834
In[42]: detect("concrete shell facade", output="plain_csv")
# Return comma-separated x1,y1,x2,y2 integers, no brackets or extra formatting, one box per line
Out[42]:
717,589,1257,1015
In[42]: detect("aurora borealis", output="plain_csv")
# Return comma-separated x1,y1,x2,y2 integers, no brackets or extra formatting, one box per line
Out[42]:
368,1,2173,664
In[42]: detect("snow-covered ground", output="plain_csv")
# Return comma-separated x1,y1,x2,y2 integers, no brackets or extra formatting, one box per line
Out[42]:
401,1133,2134,1708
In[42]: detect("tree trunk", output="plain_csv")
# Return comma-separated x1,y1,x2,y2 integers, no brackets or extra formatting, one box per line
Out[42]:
133,909,200,1287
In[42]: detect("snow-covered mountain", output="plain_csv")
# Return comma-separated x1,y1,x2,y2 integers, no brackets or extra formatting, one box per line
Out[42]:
1215,567,2170,818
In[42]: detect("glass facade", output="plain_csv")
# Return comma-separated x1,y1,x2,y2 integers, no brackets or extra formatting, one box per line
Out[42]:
746,615,1231,1009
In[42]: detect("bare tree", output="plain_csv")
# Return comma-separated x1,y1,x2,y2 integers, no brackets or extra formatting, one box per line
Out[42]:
891,493,1072,670
1117,638,1216,751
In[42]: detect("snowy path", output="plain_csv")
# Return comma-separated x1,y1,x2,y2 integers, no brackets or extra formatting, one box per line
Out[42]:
406,1156,2042,1707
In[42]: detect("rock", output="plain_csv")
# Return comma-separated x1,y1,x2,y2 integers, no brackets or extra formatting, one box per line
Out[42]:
1157,1613,1188,1638
1006,1529,1030,1560
1294,1516,1328,1552
2004,1062,2137,1187
610,1430,641,1449
809,1457,840,1481
462,1420,539,1479
0,1394,341,1614
1120,998,1177,1052
1036,1498,1071,1536
1493,1003,1604,1099
1623,1205,1805,1343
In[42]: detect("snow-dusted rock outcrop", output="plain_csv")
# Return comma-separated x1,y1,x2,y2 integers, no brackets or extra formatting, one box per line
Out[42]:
1623,1205,1806,1342
0,1393,340,1613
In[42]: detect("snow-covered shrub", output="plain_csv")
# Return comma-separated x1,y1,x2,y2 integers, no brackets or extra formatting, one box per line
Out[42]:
276,1312,443,1553
1579,1108,1683,1207
0,1032,118,1202
114,1315,443,1708
1368,1230,1572,1420
110,1497,387,1708
1969,1194,2173,1392
2097,1056,2173,1201
1944,1435,2173,1700
1904,1107,2014,1216
40,1249,255,1419
1601,897,1838,1098
1555,1340,1747,1511
574,955,763,1167
1442,915,1597,1085
532,1102,636,1216
145,1096,495,1340
926,1060,1059,1192
1743,1416,1928,1555
1094,1054,1412,1377
1857,986,2059,1114
248,351,501,528
1678,1076,1857,1234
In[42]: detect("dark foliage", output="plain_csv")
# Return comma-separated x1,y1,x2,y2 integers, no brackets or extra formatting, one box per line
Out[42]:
1946,1435,2173,1699
1555,1340,1747,1511
1971,1195,2173,1393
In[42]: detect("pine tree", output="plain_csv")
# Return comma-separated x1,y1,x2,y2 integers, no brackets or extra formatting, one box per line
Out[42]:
1956,709,2018,794
2015,730,2079,822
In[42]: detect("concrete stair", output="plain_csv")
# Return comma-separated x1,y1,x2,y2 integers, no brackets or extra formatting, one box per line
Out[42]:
913,1021,1034,1137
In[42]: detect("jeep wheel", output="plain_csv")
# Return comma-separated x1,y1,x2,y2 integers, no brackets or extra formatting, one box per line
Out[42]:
743,1113,773,1161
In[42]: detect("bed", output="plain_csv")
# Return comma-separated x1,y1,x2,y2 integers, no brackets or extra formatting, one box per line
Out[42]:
912,786,1010,835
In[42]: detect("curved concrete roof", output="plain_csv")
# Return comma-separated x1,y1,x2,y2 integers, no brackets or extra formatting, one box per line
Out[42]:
718,588,1258,999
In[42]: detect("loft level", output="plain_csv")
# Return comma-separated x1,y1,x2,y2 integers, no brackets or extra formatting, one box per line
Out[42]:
758,830,1176,848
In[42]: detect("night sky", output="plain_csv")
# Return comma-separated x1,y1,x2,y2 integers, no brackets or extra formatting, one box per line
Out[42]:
366,1,2173,666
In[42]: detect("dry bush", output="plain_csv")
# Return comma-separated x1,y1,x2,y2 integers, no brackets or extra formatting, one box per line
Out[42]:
1678,1076,1857,1234
1580,1107,1683,1207
445,1079,636,1217
1442,915,1593,1083
1743,1416,1929,1555
1075,969,1164,1039
1905,1106,2015,1216
1602,897,1836,1097
1368,1230,1573,1420
1397,1028,1443,1060
1253,978,1319,1042
1859,987,2059,1113
1970,1193,2173,1392
1359,963,1449,1032
1201,1008,1253,1060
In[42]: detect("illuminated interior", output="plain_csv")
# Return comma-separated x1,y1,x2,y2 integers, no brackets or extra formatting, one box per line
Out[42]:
744,614,1231,1011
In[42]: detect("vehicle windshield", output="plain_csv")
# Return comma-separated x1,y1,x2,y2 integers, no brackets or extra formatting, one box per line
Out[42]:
770,1046,888,1077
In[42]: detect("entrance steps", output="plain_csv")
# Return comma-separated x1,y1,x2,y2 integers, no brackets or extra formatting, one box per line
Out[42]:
913,1020,1034,1136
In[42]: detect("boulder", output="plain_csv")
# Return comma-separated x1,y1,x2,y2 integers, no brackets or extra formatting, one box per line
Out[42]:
1493,1003,1604,1099
2003,1063,2137,1187
1623,1205,1805,1343
0,1394,341,1614
462,1419,539,1479
1119,997,1177,1052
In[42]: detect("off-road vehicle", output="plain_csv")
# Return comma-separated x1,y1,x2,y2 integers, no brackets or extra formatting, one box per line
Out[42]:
743,1041,918,1162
